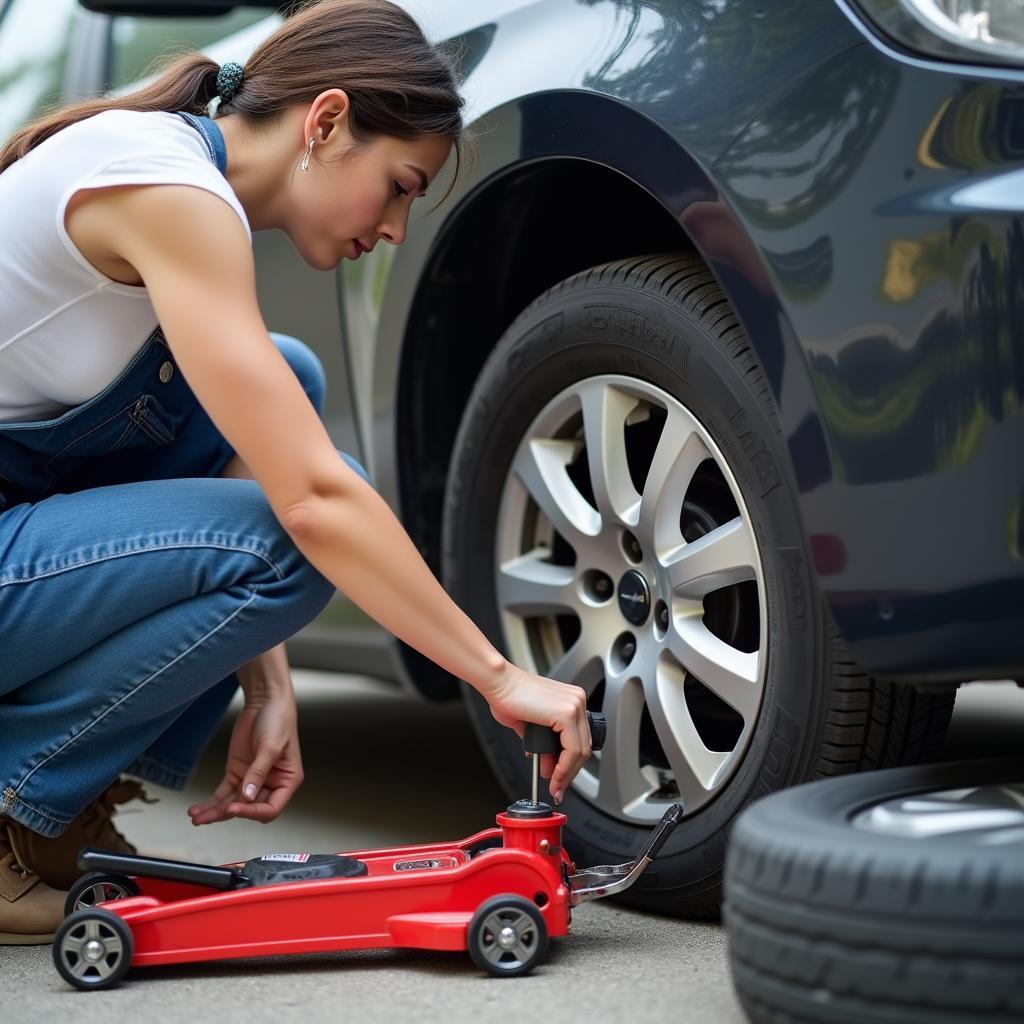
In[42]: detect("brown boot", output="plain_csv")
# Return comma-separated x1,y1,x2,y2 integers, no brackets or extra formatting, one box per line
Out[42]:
0,820,66,944
4,777,158,891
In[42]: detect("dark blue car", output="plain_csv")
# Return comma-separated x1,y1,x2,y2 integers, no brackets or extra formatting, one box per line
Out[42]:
4,0,1022,915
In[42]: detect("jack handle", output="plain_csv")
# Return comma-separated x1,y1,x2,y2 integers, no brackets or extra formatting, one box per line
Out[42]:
567,803,683,906
523,712,607,805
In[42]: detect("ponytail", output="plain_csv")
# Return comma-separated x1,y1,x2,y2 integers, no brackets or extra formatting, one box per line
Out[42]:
0,53,219,174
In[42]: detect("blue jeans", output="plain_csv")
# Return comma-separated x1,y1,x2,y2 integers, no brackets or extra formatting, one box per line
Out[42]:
0,330,363,837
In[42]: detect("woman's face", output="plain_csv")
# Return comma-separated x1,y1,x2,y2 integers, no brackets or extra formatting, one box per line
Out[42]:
285,92,453,271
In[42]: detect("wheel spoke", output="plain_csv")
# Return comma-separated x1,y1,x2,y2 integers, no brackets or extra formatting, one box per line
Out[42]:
512,437,600,549
62,933,86,957
638,416,710,557
92,946,120,979
512,914,533,940
83,884,107,906
666,615,760,722
580,380,641,529
497,551,576,615
547,634,603,692
663,517,757,598
646,660,730,800
595,675,653,815
70,956,94,979
482,936,507,964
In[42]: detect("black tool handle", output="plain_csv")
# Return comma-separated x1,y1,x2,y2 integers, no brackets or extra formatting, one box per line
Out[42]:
78,847,248,890
642,803,684,860
524,711,606,754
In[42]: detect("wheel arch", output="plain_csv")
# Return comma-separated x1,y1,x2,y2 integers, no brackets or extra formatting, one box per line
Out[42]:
388,91,819,698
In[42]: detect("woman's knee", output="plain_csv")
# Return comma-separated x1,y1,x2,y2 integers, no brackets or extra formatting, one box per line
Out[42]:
269,333,327,417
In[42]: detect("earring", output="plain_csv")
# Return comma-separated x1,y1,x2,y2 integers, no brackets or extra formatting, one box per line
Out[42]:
300,137,315,172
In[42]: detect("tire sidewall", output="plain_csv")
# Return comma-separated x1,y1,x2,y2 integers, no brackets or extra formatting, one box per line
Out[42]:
725,758,1024,1022
732,756,1024,862
443,262,828,894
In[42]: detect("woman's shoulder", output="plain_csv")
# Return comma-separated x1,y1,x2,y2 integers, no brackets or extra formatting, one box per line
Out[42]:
57,109,211,164
51,109,251,241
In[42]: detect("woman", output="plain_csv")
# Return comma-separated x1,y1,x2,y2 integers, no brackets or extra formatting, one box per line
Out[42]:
0,0,592,943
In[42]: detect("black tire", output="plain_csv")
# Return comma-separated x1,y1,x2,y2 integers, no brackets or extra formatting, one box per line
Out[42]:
53,908,134,991
724,757,1024,1024
467,894,548,977
64,872,139,917
441,254,956,917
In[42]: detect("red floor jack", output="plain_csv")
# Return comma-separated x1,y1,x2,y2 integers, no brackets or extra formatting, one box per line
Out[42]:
53,712,682,989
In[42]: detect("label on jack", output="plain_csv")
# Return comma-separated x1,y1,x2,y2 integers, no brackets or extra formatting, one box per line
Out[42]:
393,857,457,871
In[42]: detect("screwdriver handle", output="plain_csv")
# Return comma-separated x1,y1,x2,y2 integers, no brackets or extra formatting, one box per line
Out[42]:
524,711,606,755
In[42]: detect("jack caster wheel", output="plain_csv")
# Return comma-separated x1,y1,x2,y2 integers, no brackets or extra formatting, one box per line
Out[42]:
468,894,548,977
65,872,139,916
53,908,133,991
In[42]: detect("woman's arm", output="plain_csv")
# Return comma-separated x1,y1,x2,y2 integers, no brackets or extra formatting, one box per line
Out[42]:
98,184,592,796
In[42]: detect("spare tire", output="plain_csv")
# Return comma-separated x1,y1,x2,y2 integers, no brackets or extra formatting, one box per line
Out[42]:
725,757,1024,1024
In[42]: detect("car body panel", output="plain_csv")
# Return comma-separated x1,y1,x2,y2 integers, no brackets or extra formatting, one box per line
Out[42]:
714,29,1024,680
9,0,1023,688
371,1,1024,683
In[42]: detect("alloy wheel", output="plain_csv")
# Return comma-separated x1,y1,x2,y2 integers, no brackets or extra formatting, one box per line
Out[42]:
495,375,767,825
853,783,1024,842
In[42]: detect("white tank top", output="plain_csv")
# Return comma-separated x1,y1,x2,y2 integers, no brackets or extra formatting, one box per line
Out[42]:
0,108,251,423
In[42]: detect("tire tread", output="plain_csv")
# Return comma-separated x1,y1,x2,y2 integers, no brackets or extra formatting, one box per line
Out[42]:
725,762,1024,1023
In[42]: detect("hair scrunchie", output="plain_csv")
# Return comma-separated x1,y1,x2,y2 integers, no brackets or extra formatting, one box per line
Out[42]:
216,61,244,102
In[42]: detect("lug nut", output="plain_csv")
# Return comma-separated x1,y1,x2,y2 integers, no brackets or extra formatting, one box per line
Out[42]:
621,641,636,660
658,604,669,628
584,569,615,603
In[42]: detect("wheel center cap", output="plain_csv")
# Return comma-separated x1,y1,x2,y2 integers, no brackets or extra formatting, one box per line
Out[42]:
83,939,105,963
617,570,651,626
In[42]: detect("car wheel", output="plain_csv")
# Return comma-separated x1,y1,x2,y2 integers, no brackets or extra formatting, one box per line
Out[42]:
53,908,134,991
64,872,139,916
442,254,956,916
467,894,548,977
725,757,1024,1024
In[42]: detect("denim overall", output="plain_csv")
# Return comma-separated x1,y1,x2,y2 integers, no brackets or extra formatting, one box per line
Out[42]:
0,113,366,837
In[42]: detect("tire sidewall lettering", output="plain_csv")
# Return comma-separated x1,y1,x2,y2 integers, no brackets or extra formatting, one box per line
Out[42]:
443,267,827,896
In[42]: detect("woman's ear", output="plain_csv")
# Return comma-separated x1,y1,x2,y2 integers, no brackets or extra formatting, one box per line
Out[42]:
304,88,351,147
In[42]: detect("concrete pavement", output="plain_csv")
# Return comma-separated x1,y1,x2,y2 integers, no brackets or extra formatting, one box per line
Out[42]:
6,672,1022,1023
5,670,746,1024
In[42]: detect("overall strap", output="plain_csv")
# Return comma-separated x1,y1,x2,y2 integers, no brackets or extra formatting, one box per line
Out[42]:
174,111,228,177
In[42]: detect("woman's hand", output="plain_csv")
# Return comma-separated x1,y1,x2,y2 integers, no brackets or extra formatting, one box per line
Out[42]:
485,662,592,804
187,689,303,825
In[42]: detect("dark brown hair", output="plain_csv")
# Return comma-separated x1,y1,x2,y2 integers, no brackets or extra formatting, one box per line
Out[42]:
0,0,467,192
